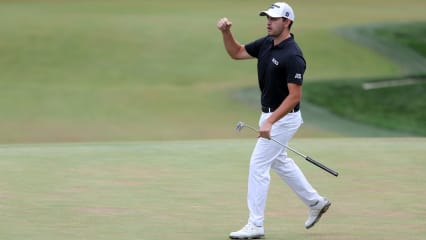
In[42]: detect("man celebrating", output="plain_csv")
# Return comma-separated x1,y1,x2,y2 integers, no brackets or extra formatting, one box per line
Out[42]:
217,2,331,239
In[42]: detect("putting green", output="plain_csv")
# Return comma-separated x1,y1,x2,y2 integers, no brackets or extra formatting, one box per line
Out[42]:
0,138,424,239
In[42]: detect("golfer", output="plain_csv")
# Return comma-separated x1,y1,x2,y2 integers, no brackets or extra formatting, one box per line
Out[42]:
217,2,331,239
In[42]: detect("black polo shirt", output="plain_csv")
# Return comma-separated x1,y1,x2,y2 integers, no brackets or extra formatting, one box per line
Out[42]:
245,34,306,111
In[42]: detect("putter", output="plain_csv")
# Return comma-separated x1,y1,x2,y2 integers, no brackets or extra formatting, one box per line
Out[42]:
236,121,339,177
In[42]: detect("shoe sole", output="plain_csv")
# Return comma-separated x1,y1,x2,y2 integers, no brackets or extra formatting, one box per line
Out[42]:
305,201,331,229
229,235,265,239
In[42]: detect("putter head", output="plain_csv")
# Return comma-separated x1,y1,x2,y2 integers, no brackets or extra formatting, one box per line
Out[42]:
236,121,245,132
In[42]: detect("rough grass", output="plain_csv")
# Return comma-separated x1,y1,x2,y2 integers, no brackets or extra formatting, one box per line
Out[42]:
0,138,425,239
337,22,426,76
304,79,426,136
304,22,426,136
375,22,426,58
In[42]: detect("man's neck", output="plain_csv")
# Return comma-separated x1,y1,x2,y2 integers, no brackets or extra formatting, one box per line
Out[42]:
273,31,291,46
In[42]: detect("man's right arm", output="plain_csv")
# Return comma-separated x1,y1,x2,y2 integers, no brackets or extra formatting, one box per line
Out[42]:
217,18,252,60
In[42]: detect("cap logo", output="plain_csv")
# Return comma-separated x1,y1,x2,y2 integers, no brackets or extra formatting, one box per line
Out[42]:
270,4,280,9
285,12,290,17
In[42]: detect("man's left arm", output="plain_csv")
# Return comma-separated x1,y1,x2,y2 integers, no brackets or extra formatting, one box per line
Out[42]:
259,83,302,139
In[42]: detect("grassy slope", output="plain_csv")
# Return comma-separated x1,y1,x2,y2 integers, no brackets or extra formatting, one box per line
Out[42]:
304,22,426,136
1,0,426,143
337,22,426,75
0,138,425,239
304,79,426,136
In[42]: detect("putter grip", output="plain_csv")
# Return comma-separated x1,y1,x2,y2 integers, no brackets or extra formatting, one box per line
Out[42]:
306,156,339,177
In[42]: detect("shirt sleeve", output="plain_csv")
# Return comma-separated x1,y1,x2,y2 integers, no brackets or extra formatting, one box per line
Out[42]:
244,36,268,58
286,55,306,85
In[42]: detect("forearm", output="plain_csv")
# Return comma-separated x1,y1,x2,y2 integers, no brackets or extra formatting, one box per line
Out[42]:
221,30,244,59
217,17,251,60
267,92,301,124
258,94,299,140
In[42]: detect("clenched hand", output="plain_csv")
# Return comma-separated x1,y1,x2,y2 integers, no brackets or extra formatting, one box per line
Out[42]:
217,18,232,32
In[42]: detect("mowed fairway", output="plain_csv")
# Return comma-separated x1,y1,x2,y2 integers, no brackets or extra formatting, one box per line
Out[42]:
0,138,425,240
0,0,425,142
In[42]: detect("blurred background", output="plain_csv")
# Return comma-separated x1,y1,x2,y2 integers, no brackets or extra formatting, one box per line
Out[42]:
0,0,425,143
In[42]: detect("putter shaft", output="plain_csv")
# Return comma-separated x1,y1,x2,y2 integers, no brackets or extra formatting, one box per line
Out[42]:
236,121,339,177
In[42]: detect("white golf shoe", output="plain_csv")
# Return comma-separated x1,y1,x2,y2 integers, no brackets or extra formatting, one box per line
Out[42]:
229,222,265,239
305,197,331,229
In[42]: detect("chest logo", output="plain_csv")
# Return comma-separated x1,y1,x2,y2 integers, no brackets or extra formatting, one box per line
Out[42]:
272,58,279,66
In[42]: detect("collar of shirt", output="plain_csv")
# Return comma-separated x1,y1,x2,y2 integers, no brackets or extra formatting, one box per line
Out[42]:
268,33,295,49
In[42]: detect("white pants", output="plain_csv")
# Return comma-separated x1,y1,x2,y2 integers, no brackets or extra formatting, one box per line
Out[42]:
247,111,321,227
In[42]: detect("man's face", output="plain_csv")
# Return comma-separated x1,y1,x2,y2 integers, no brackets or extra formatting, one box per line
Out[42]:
266,16,287,37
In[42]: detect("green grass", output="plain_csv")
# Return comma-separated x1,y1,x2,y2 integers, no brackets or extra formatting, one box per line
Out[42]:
303,22,426,136
337,22,426,75
1,0,426,142
0,139,425,239
375,22,426,57
304,79,426,136
0,3,425,240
